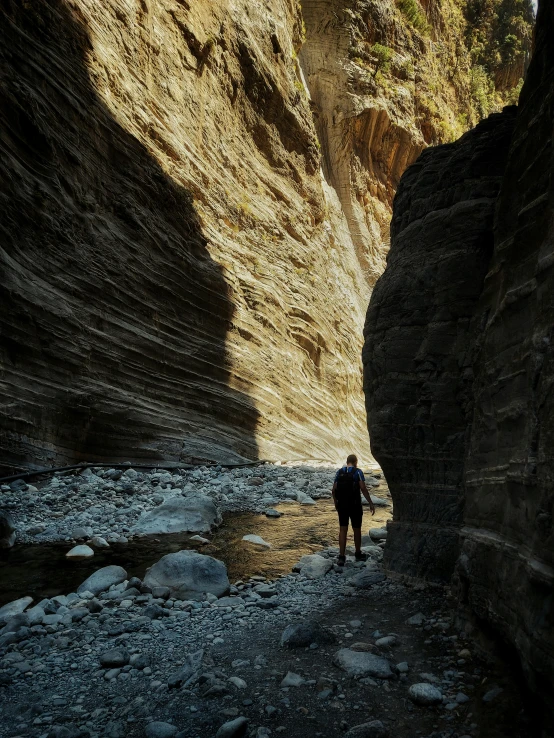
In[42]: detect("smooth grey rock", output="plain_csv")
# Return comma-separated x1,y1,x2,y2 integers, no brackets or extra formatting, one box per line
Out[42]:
77,565,127,596
333,648,392,679
145,722,178,738
408,683,443,706
482,685,503,703
100,648,130,668
66,544,94,559
406,612,425,626
144,550,229,600
90,535,110,548
345,721,388,738
26,605,46,626
215,717,248,738
242,534,271,548
375,635,396,647
1,613,29,634
264,509,282,518
348,571,386,589
0,596,32,624
296,491,316,505
0,511,16,549
292,554,332,579
280,671,305,687
368,527,387,541
132,495,221,535
281,621,335,648
71,526,93,540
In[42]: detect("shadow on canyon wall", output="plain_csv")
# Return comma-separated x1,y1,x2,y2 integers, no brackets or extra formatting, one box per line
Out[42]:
0,0,259,473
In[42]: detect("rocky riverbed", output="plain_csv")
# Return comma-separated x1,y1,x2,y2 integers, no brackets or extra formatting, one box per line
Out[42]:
0,548,532,738
0,463,385,547
0,464,535,738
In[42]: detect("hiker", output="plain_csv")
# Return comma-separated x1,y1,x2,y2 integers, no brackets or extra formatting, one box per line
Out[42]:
332,454,375,566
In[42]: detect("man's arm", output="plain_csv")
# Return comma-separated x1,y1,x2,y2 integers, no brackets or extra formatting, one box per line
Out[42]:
332,482,337,508
360,480,376,515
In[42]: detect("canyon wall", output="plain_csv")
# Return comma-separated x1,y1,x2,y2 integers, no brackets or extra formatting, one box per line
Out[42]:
364,0,553,720
0,0,533,473
1,0,373,472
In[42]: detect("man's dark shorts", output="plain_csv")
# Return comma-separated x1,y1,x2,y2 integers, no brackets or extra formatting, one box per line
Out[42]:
336,499,363,528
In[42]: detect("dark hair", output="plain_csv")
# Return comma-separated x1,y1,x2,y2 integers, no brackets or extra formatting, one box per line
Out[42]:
346,454,357,465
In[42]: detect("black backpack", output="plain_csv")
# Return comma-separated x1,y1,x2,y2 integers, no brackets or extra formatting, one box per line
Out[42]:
335,467,359,500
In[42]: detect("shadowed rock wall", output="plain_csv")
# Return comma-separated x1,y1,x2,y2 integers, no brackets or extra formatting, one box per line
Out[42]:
363,109,517,580
364,0,554,720
0,0,372,472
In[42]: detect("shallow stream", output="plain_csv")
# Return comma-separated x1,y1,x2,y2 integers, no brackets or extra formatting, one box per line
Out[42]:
0,498,392,605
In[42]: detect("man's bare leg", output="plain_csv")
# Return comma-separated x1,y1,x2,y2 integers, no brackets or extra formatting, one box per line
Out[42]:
339,526,348,556
353,527,362,554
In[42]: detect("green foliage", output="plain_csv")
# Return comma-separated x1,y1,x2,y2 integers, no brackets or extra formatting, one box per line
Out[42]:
470,65,495,118
396,0,429,34
463,0,534,74
370,43,394,76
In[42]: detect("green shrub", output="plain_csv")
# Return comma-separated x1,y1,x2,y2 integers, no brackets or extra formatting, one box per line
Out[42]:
397,0,429,34
370,43,394,76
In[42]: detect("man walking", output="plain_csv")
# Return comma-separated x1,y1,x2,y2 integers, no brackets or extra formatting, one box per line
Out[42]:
332,454,375,566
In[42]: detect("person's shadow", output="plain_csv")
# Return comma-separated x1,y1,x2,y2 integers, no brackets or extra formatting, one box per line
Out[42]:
0,0,259,471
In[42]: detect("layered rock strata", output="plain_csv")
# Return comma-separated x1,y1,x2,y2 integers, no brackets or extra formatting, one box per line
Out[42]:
0,0,371,472
363,108,517,581
364,0,553,719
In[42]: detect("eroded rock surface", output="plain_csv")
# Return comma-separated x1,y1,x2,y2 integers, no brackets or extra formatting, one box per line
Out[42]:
364,0,554,722
0,0,370,472
364,109,517,580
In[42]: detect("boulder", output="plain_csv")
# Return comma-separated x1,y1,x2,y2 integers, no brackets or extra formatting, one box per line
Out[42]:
369,527,387,541
281,621,335,648
143,550,229,600
77,565,127,596
132,494,221,535
296,491,316,505
0,596,32,625
333,648,392,679
408,683,443,706
348,571,386,589
0,511,16,549
215,717,248,738
292,554,332,579
100,648,130,668
145,723,178,738
66,544,94,559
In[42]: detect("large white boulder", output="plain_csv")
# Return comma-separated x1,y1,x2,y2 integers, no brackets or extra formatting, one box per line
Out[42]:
77,565,127,596
143,550,230,600
132,495,221,535
292,554,332,579
66,544,94,559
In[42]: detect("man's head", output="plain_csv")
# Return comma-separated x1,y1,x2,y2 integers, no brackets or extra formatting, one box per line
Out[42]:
346,454,357,467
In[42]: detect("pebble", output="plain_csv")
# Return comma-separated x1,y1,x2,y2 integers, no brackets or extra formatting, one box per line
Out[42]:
408,683,443,706
145,722,178,738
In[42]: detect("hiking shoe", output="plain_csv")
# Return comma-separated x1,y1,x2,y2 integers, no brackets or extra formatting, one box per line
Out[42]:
337,555,346,566
355,551,368,562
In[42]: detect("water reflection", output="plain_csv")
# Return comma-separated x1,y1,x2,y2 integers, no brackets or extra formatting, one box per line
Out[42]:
0,498,392,605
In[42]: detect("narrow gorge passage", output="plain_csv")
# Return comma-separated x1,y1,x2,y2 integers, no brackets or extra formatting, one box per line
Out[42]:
0,0,548,737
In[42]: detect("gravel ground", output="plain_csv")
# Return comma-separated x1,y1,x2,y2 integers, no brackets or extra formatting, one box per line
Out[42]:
0,553,533,738
0,464,535,738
